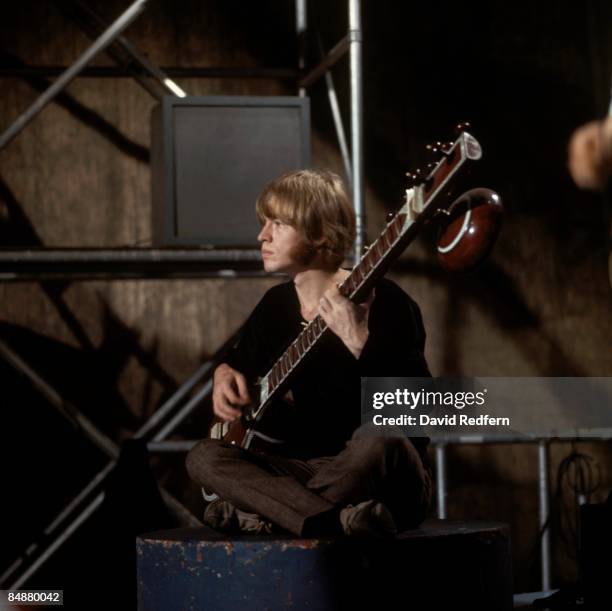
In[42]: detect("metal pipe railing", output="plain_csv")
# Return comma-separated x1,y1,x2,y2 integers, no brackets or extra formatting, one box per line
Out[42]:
348,0,365,262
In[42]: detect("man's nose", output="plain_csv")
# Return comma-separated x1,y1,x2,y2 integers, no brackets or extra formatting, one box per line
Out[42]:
257,220,271,242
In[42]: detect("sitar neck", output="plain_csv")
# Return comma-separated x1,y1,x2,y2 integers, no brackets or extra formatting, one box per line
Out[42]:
249,131,482,421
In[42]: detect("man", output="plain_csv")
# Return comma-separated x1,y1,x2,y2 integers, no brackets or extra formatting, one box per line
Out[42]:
568,115,612,288
186,169,432,537
568,115,612,191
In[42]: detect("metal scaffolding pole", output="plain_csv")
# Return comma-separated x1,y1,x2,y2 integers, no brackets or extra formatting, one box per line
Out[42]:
299,35,350,89
152,380,213,442
296,0,307,98
435,444,448,519
317,33,352,183
0,248,267,281
432,435,569,594
0,323,246,588
58,0,186,100
135,360,216,439
0,0,149,151
0,339,118,459
348,0,365,263
538,440,552,592
0,65,300,79
6,481,198,590
0,343,209,587
297,1,363,258
9,492,106,590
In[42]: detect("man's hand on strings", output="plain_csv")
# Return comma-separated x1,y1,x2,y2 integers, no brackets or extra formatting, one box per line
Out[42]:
213,363,251,422
318,286,375,359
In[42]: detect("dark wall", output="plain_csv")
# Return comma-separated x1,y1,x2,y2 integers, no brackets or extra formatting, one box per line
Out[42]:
0,0,611,598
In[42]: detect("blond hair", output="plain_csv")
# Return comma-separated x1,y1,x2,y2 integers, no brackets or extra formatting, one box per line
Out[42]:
256,169,355,270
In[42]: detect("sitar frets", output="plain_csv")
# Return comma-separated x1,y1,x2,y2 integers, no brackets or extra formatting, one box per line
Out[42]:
251,132,477,424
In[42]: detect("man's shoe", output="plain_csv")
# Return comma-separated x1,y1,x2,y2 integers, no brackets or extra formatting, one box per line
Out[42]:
203,499,238,533
339,499,397,537
203,499,277,535
235,508,276,535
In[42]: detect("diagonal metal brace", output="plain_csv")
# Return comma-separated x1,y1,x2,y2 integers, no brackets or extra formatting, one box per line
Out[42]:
0,337,204,588
0,0,149,151
56,0,187,100
0,324,245,588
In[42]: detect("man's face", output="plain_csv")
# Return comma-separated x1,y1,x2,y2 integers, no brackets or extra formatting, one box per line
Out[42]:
258,217,307,274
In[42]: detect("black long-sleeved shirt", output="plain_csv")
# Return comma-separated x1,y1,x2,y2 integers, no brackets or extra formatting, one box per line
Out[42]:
225,276,430,459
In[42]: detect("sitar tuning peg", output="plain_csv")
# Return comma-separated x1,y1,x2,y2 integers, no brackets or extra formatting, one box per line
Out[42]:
411,168,423,185
454,121,471,134
430,141,454,157
386,211,395,222
426,141,444,154
406,166,426,187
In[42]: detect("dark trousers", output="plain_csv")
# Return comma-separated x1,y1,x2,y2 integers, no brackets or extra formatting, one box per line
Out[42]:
186,425,433,537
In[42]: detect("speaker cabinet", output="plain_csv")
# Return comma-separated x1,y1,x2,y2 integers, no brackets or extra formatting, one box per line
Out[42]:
151,96,311,247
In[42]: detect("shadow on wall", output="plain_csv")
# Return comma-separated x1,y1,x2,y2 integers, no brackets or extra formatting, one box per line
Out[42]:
215,0,612,376
0,50,150,164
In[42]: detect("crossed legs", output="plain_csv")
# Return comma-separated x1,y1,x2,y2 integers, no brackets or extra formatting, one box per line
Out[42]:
186,429,432,537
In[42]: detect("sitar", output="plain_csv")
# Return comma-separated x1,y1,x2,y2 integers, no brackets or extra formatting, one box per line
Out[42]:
211,128,490,455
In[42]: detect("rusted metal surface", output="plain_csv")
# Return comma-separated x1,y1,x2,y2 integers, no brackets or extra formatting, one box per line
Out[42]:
136,521,513,610
137,532,341,610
